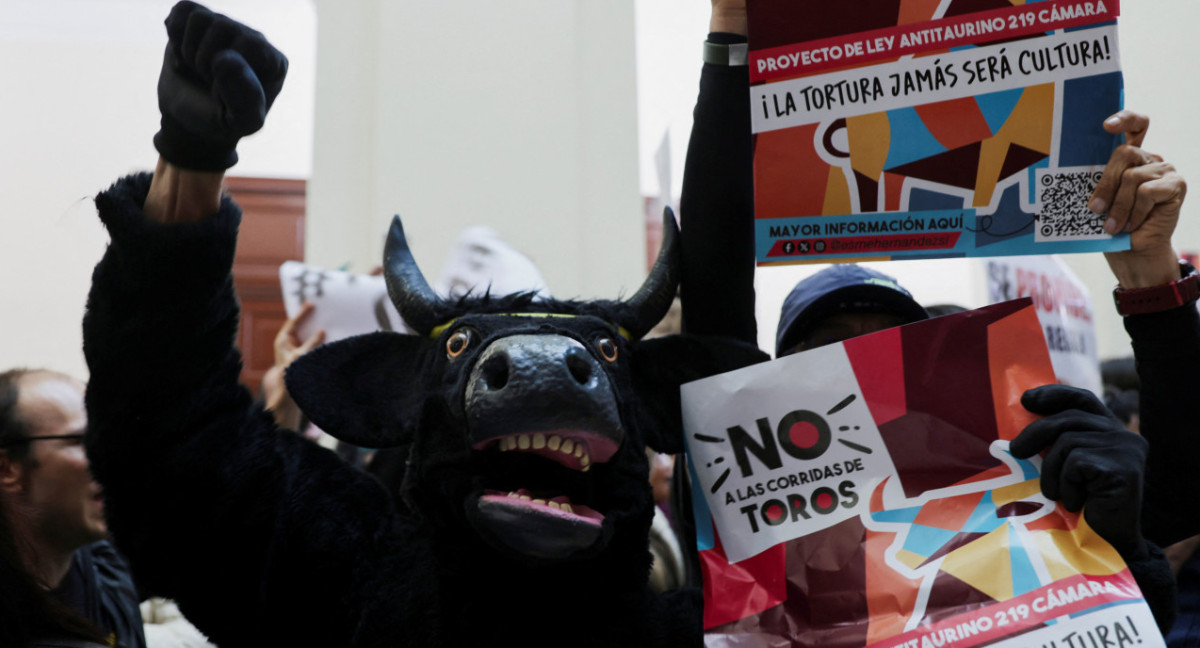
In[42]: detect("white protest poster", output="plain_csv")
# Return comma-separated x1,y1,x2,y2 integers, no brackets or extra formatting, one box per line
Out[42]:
985,255,1100,394
279,226,549,342
279,262,405,342
681,341,897,564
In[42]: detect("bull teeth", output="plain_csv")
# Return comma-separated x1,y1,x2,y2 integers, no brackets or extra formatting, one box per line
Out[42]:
494,434,593,471
501,495,581,516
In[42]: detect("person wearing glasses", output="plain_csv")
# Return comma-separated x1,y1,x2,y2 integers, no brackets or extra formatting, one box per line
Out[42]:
0,369,145,648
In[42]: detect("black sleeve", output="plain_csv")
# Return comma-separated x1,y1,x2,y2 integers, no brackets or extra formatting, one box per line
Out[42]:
1125,302,1200,546
1126,541,1178,636
673,39,759,586
679,34,757,345
82,174,393,646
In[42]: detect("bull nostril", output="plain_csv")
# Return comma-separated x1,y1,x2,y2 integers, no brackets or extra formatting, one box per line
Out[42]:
480,354,510,390
566,348,592,385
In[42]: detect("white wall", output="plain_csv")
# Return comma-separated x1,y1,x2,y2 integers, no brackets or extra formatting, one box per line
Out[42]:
0,0,316,378
0,0,642,377
308,0,644,302
634,0,709,204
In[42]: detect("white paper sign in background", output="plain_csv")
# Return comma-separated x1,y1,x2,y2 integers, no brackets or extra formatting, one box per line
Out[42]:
986,255,1100,395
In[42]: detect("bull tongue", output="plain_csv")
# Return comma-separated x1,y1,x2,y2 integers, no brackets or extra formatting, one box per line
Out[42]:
473,489,605,560
483,489,604,524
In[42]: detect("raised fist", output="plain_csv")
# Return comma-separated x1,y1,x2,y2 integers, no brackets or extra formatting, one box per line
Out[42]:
154,1,288,171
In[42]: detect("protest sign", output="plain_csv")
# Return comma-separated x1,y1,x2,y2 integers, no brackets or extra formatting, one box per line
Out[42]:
279,225,549,342
986,255,1100,394
748,0,1129,264
279,261,406,343
681,299,1164,647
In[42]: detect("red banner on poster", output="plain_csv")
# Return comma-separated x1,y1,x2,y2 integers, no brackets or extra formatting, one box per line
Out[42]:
750,0,1121,83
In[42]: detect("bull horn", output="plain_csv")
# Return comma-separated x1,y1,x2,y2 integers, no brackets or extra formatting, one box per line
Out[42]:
618,207,680,341
383,215,443,336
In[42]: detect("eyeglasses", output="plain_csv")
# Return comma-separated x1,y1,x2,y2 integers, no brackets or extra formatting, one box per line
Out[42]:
0,433,86,448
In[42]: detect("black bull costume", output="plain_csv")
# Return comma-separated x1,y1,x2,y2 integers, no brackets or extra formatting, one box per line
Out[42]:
83,170,766,647
290,211,766,567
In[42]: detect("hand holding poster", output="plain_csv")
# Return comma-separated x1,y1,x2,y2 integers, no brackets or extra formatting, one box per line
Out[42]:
681,299,1164,647
280,261,407,343
749,0,1129,264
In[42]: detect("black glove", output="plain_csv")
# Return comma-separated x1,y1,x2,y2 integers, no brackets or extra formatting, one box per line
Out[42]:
153,1,288,170
1011,384,1149,561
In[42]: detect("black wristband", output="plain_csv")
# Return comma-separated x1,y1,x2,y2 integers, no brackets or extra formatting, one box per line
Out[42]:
1113,261,1199,316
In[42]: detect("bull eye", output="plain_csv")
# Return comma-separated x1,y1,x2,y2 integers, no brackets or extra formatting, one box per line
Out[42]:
596,337,619,363
446,329,476,359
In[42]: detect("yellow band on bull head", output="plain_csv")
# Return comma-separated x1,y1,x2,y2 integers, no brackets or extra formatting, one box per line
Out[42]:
429,314,631,342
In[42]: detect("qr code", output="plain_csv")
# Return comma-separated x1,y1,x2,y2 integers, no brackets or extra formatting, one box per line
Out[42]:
1034,167,1108,242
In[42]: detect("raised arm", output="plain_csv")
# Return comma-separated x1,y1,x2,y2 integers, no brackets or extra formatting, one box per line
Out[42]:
143,158,223,224
1010,113,1192,631
678,0,757,344
1089,113,1200,546
83,4,389,644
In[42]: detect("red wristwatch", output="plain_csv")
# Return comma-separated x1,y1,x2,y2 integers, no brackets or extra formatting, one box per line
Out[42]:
1113,261,1200,315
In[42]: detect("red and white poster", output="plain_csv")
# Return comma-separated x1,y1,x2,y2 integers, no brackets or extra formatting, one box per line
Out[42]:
681,299,1164,647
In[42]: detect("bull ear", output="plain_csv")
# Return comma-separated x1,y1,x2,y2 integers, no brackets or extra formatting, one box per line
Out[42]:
631,335,768,454
284,331,435,448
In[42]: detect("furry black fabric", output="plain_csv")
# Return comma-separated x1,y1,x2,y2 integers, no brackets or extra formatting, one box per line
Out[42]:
83,174,766,647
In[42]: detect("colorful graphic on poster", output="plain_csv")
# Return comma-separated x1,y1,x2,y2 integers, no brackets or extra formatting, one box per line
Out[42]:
748,0,1129,264
681,299,1164,647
